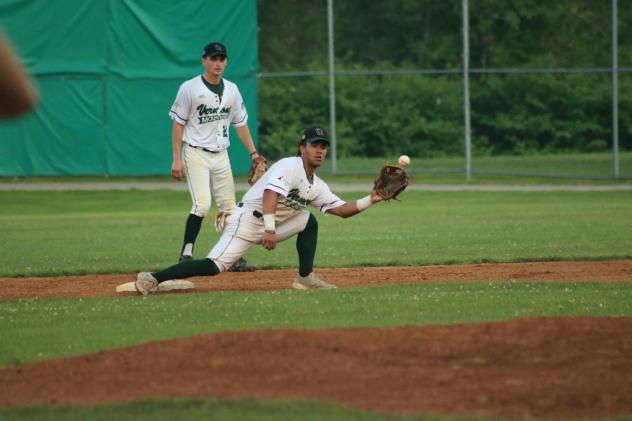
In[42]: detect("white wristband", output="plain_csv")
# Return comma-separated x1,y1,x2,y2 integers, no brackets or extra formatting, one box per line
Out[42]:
263,214,276,232
356,195,373,212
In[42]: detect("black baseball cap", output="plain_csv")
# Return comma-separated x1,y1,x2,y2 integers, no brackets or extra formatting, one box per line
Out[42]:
301,126,330,145
203,42,228,58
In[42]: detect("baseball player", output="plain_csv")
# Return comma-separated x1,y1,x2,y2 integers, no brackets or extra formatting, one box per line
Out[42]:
135,126,386,293
169,41,258,271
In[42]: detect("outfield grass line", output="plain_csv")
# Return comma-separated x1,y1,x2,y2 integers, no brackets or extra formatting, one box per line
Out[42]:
1,182,632,192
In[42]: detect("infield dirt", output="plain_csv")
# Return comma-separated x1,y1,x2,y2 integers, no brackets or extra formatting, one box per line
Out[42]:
1,260,631,419
1,259,631,300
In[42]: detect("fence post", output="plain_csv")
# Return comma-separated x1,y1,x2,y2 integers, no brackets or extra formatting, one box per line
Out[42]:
462,0,472,180
327,0,337,174
612,0,619,177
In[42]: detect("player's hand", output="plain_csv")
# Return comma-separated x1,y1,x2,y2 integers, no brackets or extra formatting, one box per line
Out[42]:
171,159,184,180
261,231,277,250
371,188,386,203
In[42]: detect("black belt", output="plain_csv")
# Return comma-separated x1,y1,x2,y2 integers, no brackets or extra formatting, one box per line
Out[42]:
187,143,220,154
238,202,262,219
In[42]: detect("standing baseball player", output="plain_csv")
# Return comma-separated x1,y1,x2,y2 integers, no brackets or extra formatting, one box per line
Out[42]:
135,126,386,294
169,41,259,271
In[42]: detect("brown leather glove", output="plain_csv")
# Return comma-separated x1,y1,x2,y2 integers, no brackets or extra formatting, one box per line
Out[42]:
248,155,268,185
374,164,409,200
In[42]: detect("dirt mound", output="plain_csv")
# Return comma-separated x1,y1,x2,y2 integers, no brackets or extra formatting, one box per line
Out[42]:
1,260,631,418
1,317,631,419
1,259,631,300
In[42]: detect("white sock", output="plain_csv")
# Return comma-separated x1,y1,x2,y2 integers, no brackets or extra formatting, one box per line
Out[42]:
182,243,193,256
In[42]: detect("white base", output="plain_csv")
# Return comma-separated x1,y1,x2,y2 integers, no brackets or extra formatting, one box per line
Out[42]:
116,280,195,293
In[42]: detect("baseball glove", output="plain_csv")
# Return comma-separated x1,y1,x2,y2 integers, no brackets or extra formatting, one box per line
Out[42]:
248,155,268,185
214,210,231,233
374,164,409,200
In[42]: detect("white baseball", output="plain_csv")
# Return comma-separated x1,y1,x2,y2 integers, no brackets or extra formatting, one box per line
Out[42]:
398,155,410,167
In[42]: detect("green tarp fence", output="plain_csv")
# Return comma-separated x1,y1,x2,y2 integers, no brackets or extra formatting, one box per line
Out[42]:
0,0,258,176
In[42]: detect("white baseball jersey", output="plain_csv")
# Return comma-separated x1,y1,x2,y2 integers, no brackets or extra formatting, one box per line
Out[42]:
169,76,248,151
241,157,346,222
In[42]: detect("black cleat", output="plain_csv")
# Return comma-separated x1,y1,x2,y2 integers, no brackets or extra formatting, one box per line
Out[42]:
228,257,255,272
179,254,193,262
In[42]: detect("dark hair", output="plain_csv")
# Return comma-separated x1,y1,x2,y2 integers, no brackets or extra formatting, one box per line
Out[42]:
296,138,306,156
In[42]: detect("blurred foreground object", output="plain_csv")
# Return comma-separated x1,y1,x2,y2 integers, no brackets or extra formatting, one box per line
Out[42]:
0,30,38,118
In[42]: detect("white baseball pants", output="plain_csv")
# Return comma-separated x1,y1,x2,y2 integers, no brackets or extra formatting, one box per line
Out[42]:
208,206,311,272
183,145,236,217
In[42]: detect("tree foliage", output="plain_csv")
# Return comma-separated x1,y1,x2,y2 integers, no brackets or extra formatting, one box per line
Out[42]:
257,0,632,159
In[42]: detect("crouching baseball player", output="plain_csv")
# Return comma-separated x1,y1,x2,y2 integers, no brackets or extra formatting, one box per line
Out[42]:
135,126,386,294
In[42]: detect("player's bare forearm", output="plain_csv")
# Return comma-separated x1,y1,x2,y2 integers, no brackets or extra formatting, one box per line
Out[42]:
235,125,258,157
171,121,185,179
327,190,384,218
262,189,278,217
171,121,184,157
326,202,362,218
260,189,279,250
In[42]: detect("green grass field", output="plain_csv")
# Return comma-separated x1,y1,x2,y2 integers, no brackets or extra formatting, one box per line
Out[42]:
0,399,485,421
1,188,631,420
2,281,631,420
1,190,631,277
2,281,631,367
2,151,632,184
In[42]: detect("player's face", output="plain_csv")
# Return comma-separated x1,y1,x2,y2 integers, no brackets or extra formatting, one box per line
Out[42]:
302,141,328,168
202,55,227,77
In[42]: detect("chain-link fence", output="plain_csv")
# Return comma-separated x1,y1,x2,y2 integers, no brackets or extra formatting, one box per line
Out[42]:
257,0,632,179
